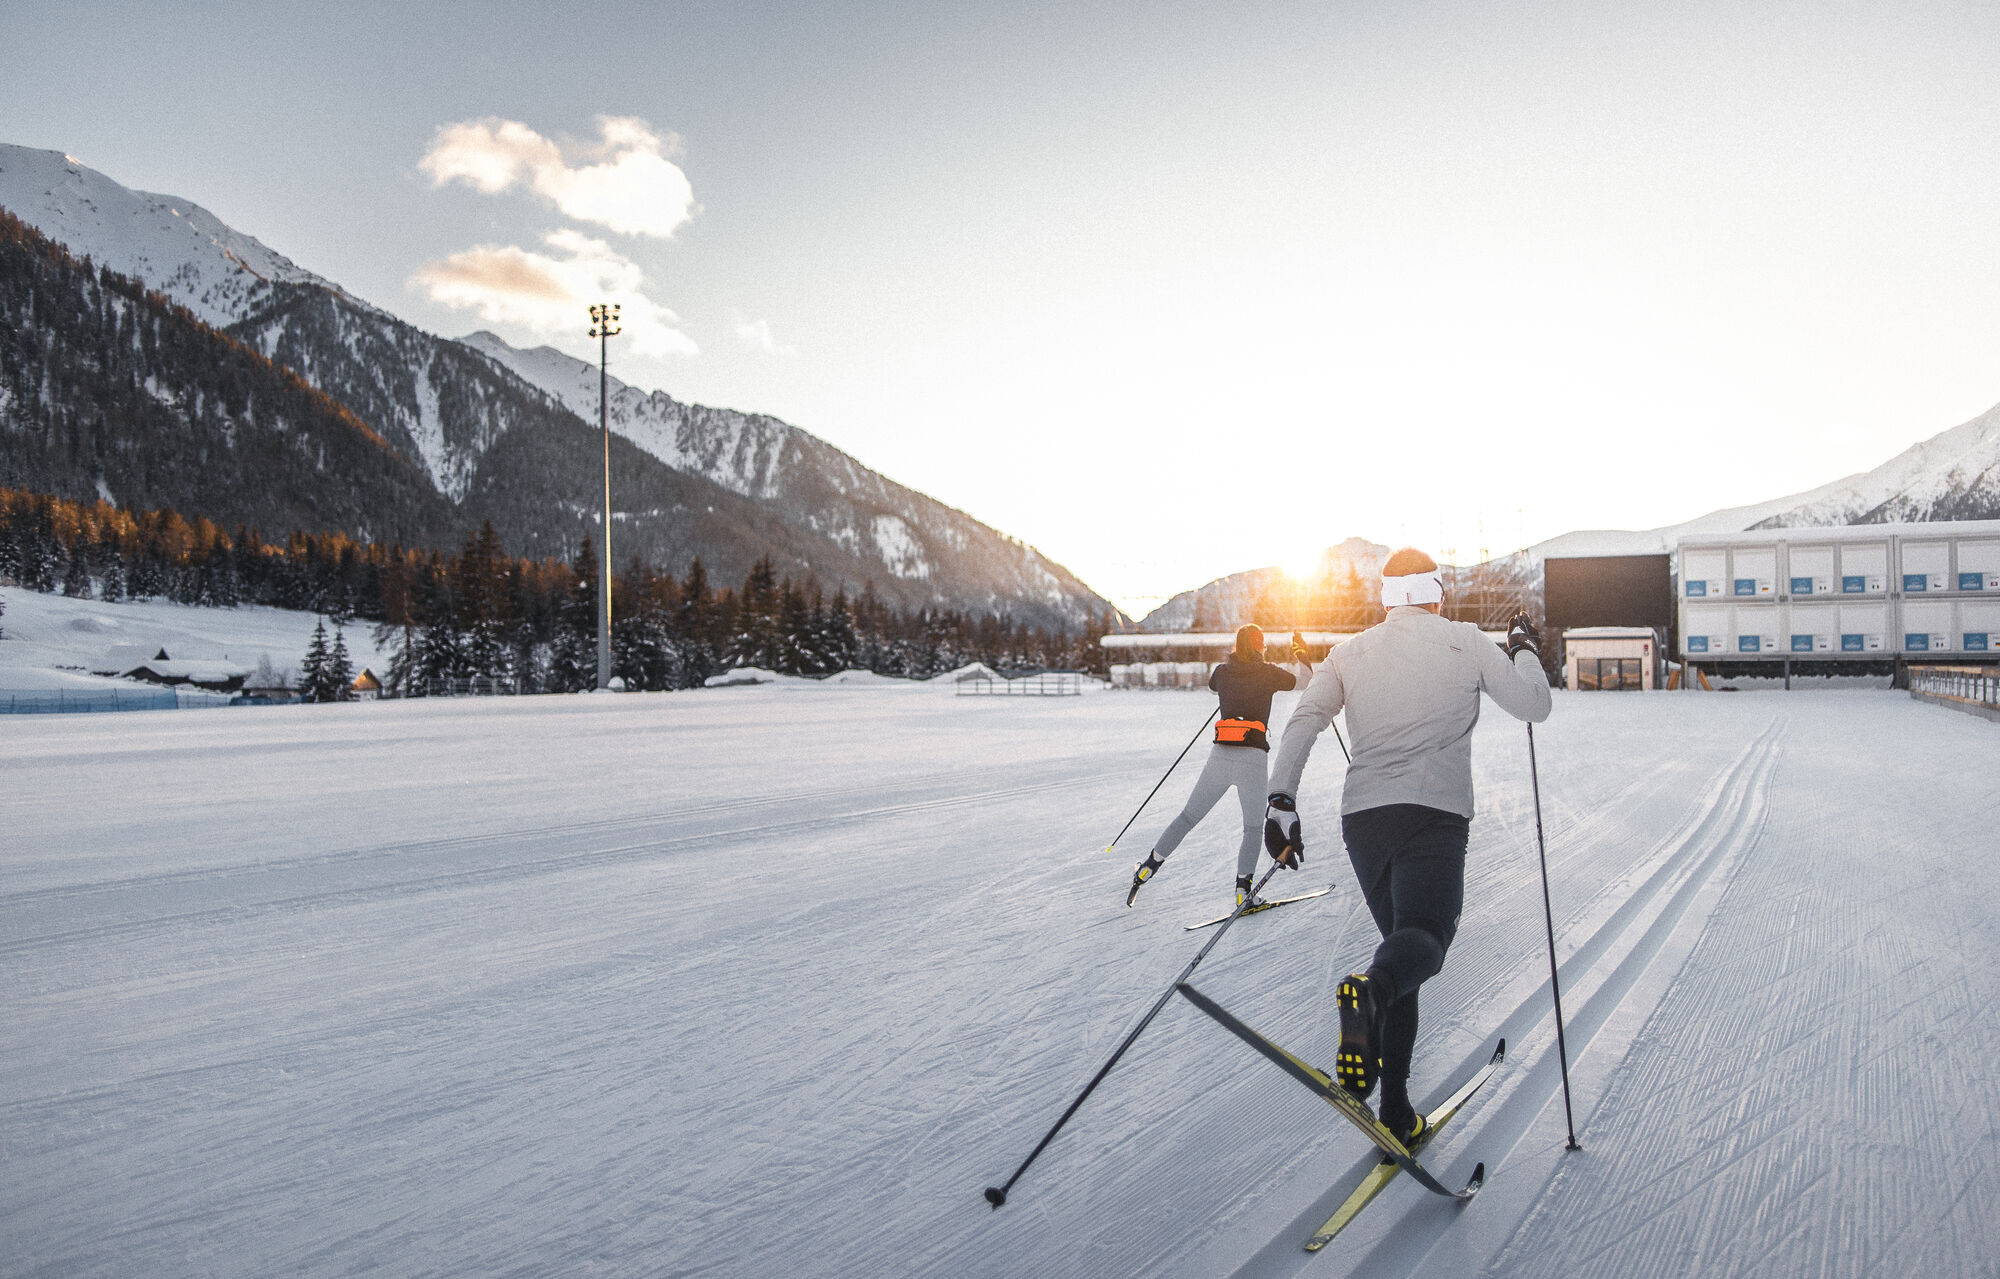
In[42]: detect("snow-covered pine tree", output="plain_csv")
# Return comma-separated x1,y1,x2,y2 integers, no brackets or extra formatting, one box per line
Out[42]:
300,619,333,703
820,588,860,674
328,627,356,702
548,536,598,692
455,522,513,686
675,558,722,685
778,581,817,675
62,546,92,598
727,558,783,671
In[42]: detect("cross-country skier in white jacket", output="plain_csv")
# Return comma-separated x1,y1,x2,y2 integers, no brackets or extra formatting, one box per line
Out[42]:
1261,547,1551,1144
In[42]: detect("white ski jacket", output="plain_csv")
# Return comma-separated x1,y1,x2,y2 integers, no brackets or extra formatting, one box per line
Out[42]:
1267,607,1552,819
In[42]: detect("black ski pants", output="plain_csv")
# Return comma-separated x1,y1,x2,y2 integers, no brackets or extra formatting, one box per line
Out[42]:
1340,803,1469,1097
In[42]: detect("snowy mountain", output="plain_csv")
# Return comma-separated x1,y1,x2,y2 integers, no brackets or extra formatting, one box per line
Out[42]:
458,332,1100,619
0,145,343,329
1529,400,2000,563
0,143,1115,628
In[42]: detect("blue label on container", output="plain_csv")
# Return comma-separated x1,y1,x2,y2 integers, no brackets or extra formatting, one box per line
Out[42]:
1733,579,1757,596
1686,580,1707,597
1790,635,1814,652
1905,633,1930,651
1961,573,1984,591
1738,635,1761,653
1842,576,1867,593
1687,636,1708,653
1841,634,1864,652
1967,634,1990,652
1790,577,1814,595
1903,574,1927,592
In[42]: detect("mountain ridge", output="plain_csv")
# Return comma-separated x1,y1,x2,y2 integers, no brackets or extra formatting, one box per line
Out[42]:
0,142,1117,630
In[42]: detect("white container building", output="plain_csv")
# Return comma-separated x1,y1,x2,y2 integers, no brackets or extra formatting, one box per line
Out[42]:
1678,521,2000,663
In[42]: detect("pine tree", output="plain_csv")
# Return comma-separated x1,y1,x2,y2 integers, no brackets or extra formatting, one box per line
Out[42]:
548,536,599,692
675,558,721,685
728,558,783,671
821,588,860,673
300,619,333,703
372,555,422,698
777,580,817,675
62,546,92,598
328,627,356,701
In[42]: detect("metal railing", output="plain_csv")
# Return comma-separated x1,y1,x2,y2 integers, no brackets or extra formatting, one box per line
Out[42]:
956,673,1082,697
1909,664,2000,712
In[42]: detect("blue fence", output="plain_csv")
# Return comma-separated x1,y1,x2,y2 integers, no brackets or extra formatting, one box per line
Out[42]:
2,687,180,714
2,687,244,714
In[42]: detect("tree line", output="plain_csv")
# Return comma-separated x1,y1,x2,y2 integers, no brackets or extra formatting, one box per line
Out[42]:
0,487,1115,693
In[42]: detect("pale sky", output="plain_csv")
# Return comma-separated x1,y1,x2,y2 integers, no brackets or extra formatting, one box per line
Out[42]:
5,1,1997,616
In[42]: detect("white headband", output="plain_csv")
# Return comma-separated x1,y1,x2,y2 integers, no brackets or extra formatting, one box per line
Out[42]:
1381,571,1443,608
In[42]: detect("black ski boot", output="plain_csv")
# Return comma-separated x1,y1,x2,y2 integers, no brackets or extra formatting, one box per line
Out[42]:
1235,875,1262,909
1335,970,1389,1100
1377,1078,1428,1157
1127,852,1164,906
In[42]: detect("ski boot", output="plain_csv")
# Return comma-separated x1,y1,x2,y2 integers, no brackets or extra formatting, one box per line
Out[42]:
1377,1078,1427,1158
1335,971,1388,1100
1234,874,1263,910
1127,851,1164,906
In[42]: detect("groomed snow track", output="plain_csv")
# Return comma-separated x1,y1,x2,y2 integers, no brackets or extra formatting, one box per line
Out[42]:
1228,723,1788,1277
4,690,1997,1278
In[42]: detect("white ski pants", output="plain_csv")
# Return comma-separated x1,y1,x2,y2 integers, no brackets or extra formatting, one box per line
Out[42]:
1150,743,1267,878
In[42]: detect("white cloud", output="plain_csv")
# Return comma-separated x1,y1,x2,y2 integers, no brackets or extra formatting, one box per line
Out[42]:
410,229,696,358
420,115,696,238
733,315,796,355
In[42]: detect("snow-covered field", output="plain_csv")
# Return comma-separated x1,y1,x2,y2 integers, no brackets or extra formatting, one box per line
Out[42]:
0,589,391,693
4,683,1997,1278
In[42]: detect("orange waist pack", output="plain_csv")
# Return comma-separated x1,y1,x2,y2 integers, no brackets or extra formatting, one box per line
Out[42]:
1214,718,1268,745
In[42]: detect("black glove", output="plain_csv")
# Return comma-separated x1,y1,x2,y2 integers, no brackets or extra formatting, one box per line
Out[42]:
1264,793,1304,868
1506,611,1542,660
1290,631,1309,663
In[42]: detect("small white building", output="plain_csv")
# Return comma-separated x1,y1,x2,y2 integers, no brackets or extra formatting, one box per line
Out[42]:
1563,627,1661,691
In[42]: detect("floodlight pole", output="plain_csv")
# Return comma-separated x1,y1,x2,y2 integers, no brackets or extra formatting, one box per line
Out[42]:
589,303,622,690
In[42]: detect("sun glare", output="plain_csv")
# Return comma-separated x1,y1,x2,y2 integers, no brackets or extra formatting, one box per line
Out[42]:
1281,550,1324,583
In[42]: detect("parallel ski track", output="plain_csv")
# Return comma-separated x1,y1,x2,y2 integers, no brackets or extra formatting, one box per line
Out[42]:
0,762,1147,958
1231,719,1787,1278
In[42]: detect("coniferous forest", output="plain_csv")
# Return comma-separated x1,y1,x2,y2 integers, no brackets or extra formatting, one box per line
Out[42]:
0,488,1116,694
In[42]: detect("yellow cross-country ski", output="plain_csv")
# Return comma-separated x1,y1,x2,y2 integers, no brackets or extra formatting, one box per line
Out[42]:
1174,982,1488,1201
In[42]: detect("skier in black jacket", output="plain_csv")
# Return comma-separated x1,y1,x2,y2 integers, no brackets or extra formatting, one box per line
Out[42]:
1128,624,1312,908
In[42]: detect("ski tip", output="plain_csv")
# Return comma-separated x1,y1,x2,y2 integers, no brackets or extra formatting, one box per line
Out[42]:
1494,1038,1507,1060
1466,1162,1486,1195
984,1186,1007,1208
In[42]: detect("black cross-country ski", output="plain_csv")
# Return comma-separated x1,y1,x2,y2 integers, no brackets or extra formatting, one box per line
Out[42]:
1185,887,1331,931
1303,1039,1505,1251
1174,982,1486,1202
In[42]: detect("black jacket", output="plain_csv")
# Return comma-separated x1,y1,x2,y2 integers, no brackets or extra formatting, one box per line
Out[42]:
1208,655,1304,750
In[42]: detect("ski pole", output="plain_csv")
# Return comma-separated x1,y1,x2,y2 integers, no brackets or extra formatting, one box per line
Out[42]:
1104,707,1220,853
983,860,1285,1207
1526,722,1581,1151
1330,718,1351,764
